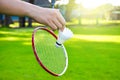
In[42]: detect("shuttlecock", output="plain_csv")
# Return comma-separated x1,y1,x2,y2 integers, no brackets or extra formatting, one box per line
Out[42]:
55,27,73,47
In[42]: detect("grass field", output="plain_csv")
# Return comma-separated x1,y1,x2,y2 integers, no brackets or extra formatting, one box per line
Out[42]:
0,25,120,80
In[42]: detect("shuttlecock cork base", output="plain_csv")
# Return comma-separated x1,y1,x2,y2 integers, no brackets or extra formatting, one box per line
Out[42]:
55,27,73,47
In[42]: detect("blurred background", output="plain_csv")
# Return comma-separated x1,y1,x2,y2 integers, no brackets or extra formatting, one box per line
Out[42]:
0,0,120,80
0,0,120,27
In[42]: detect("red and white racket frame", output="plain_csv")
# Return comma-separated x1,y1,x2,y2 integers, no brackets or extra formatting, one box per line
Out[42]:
32,27,68,76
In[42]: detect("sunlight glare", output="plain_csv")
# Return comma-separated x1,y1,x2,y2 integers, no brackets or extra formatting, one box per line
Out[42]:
74,35,120,43
0,37,31,41
75,0,120,9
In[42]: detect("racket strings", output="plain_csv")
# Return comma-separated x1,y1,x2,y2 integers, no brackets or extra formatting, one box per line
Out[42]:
43,33,65,73
34,30,66,74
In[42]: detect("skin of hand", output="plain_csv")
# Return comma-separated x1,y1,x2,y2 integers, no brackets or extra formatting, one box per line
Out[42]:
0,0,65,30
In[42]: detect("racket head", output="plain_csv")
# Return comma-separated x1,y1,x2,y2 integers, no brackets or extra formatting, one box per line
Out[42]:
32,27,68,76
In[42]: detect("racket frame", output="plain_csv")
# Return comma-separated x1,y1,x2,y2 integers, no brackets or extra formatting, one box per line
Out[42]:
32,27,68,76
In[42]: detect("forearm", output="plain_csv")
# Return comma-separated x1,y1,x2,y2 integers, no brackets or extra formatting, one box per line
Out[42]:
0,0,66,30
0,0,37,17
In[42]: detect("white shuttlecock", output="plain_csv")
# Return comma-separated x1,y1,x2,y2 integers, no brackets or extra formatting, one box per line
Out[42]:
55,27,73,47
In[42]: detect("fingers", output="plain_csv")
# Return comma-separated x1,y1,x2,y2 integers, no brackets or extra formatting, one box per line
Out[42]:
53,18,62,29
52,9,66,31
29,7,66,31
47,19,57,30
57,14,66,31
48,17,65,31
56,10,66,27
47,9,66,31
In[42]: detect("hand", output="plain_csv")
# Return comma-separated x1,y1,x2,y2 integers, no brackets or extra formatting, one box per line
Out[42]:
0,0,66,31
28,6,66,31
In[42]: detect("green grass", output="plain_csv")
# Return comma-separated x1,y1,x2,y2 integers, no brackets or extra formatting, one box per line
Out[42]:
0,25,120,80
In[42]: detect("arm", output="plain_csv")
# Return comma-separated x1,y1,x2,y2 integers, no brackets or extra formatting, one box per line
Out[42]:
0,0,65,30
